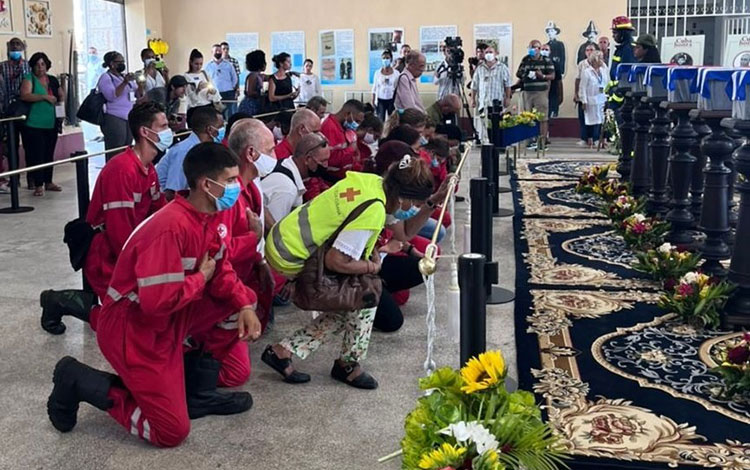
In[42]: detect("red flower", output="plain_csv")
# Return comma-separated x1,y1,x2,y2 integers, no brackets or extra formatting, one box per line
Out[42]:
676,283,694,296
727,345,750,364
632,222,647,234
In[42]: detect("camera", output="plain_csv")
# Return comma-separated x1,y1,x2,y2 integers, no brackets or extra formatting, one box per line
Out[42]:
443,36,465,80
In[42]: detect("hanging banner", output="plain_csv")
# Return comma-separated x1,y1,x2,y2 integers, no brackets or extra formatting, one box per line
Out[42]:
271,31,306,73
724,34,750,67
320,29,355,85
661,35,705,66
419,25,458,84
473,23,513,68
225,32,259,85
368,27,404,84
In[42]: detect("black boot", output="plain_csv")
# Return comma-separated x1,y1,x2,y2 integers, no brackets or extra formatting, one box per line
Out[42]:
47,356,117,433
40,290,95,335
184,350,253,420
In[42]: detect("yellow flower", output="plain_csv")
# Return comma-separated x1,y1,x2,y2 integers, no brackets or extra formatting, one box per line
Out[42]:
696,273,710,287
475,450,506,470
460,350,506,394
418,443,467,470
699,286,709,299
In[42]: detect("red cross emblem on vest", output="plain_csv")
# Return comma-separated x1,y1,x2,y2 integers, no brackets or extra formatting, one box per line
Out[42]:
339,187,361,202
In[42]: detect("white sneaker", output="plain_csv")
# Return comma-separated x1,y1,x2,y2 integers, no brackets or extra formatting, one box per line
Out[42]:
576,140,587,147
0,181,9,194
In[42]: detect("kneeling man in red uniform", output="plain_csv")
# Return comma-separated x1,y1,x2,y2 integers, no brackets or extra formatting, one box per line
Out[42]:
47,143,261,448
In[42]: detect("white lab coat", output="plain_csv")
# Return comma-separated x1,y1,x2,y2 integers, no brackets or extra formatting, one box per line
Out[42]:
579,65,609,126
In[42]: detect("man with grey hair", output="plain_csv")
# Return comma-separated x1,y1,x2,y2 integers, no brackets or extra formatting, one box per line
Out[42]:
262,132,330,224
394,50,426,111
426,93,461,126
274,108,322,160
305,95,328,119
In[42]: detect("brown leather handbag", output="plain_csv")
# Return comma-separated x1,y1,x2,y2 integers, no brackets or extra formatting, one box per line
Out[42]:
291,199,384,312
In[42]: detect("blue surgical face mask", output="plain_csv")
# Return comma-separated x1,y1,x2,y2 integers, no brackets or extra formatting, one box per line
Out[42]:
9,50,22,61
419,136,428,146
528,48,537,57
431,157,440,168
394,205,419,220
213,126,226,143
208,179,241,211
147,128,174,152
344,119,359,131
382,58,392,67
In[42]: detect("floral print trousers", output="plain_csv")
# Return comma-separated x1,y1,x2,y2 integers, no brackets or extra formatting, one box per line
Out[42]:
279,307,377,363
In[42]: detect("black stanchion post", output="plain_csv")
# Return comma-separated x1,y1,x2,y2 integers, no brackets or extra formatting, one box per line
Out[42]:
459,253,487,365
0,120,33,214
73,151,90,219
469,177,515,305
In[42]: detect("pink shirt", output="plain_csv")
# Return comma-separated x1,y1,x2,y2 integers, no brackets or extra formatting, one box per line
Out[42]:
394,69,424,112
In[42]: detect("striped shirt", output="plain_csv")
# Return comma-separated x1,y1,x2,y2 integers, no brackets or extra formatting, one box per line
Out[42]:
470,61,511,109
516,56,555,92
226,55,241,89
0,59,30,111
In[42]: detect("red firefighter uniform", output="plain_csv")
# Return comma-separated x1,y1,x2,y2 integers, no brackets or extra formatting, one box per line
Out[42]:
95,196,257,448
418,148,451,228
84,148,166,302
192,177,274,388
321,115,359,181
273,138,294,160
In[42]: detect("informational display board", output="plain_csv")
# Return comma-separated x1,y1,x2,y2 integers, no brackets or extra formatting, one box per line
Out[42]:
661,35,705,66
368,27,404,84
724,34,750,67
419,25,458,84
271,31,306,73
320,29,355,85
473,23,513,67
225,32,259,85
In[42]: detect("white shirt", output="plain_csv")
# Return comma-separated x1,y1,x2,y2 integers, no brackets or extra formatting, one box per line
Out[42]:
261,158,305,222
333,230,375,260
298,73,322,103
184,71,221,108
252,177,266,256
580,65,609,125
144,70,165,92
372,68,398,102
576,59,592,80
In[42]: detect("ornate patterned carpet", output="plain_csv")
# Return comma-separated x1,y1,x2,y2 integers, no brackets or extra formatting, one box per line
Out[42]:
511,159,750,470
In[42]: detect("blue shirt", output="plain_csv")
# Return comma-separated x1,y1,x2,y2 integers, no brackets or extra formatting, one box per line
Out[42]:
204,59,238,93
156,132,201,192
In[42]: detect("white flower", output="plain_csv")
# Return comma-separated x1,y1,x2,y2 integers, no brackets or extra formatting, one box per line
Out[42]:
441,421,499,454
632,213,646,223
681,272,699,284
658,242,674,254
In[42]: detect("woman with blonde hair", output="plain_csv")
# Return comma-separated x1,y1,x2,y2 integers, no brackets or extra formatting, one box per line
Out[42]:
579,50,608,148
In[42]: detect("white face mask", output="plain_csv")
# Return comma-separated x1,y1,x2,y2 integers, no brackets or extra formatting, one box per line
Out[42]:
254,151,277,177
540,50,551,57
363,133,376,144
484,52,496,63
272,126,284,141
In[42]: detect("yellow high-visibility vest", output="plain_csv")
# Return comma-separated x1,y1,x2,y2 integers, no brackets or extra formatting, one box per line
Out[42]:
265,172,387,277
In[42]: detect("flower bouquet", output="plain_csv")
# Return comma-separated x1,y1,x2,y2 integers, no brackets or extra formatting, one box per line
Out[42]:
592,179,630,202
602,195,645,225
602,109,621,156
658,271,735,328
497,110,545,129
632,242,701,287
712,333,750,400
618,213,669,251
382,350,568,470
575,163,617,195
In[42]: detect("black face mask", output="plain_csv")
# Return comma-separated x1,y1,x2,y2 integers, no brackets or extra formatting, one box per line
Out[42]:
115,63,126,73
214,53,222,60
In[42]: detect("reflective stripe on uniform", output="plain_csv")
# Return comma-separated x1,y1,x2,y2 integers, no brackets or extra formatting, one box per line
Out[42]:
133,192,142,203
107,287,139,302
130,407,141,436
213,244,226,261
103,201,135,210
217,312,239,330
181,257,196,270
298,205,316,254
142,419,151,442
613,56,622,62
137,272,185,288
271,224,305,264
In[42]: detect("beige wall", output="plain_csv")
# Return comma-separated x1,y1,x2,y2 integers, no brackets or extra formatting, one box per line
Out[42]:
1,0,75,73
154,0,626,118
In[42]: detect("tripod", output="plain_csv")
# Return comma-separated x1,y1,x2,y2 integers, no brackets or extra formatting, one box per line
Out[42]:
448,71,478,143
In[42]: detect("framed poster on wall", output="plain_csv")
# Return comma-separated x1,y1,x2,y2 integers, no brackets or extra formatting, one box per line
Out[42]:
661,35,705,66
0,1,14,35
24,0,52,38
320,29,354,85
225,32,259,86
368,27,404,84
271,31,306,73
724,34,750,67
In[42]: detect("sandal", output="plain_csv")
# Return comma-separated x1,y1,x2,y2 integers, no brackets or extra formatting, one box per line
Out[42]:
33,187,44,197
330,360,378,390
261,345,310,384
45,183,62,192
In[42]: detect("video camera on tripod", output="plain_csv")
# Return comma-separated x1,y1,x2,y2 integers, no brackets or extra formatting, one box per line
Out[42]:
443,36,465,80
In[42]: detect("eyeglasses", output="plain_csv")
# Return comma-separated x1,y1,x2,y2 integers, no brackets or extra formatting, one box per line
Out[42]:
302,134,328,155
